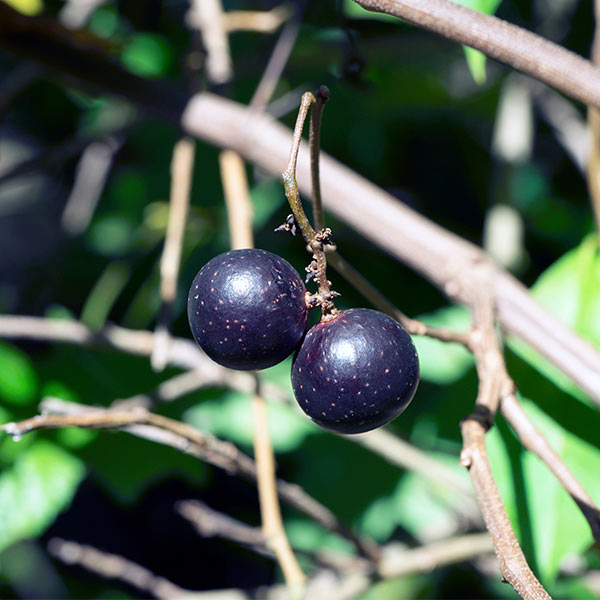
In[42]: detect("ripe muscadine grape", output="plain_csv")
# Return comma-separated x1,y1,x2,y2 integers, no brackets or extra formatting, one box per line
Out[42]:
188,248,308,371
291,308,419,434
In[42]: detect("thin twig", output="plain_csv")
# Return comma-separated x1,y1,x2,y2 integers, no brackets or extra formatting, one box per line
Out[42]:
352,0,600,110
249,2,305,112
378,532,493,578
326,251,472,345
61,136,123,236
177,500,267,548
253,393,306,586
205,3,306,583
2,397,370,557
283,92,338,319
309,86,329,232
48,538,191,600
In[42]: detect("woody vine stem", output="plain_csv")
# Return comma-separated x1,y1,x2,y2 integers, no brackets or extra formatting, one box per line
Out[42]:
281,87,339,320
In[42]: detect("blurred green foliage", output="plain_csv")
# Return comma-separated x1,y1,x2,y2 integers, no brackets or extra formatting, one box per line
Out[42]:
0,0,599,598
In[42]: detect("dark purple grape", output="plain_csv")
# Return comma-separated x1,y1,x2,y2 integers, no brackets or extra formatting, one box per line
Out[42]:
291,308,419,434
188,249,308,371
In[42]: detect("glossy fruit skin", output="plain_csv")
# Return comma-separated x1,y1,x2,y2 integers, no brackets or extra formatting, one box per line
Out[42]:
292,308,419,434
188,249,308,371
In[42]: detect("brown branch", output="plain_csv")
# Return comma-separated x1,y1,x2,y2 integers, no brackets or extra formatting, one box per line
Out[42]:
460,420,550,600
248,4,303,112
352,0,600,110
3,398,369,558
48,538,192,600
283,92,339,318
177,499,267,548
309,86,329,232
458,276,550,599
211,13,305,583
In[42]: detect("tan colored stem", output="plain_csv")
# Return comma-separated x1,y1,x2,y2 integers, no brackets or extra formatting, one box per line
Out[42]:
460,420,550,600
253,395,306,587
152,136,195,371
219,150,254,249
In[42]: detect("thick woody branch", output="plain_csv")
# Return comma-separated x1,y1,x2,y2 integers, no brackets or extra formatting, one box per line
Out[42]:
352,0,600,110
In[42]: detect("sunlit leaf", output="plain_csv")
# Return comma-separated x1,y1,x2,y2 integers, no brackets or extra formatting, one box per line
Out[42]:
183,391,313,453
2,0,42,16
0,343,37,406
507,234,600,404
488,394,600,584
121,34,172,78
0,440,84,553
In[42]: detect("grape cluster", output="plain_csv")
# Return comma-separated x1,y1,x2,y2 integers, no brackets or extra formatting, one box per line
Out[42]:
188,248,419,433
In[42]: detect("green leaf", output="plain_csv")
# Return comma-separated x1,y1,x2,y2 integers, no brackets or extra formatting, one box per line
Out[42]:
0,440,84,553
285,518,354,555
488,395,600,584
0,343,37,406
250,179,287,230
412,305,474,384
507,234,600,403
519,396,600,583
121,34,172,78
183,390,313,453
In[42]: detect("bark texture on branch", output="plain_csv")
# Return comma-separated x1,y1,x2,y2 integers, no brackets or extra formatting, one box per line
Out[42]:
353,0,600,110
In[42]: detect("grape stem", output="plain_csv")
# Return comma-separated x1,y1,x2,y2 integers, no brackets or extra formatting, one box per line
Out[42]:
282,88,338,320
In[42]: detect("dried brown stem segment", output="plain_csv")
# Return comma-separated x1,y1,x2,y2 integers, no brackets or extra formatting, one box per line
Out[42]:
283,91,338,319
309,86,330,231
220,149,254,249
352,0,600,110
253,394,306,587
